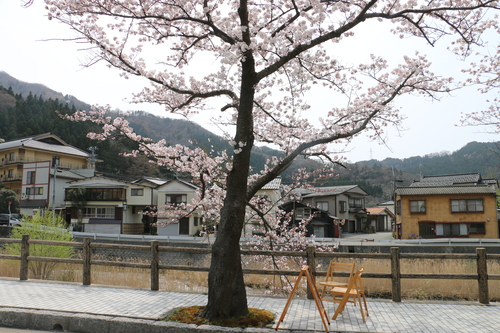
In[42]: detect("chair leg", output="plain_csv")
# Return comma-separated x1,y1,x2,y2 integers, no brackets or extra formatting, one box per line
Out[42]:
357,295,366,323
361,293,369,317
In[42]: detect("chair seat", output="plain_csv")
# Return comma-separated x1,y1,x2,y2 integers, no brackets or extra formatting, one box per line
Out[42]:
331,286,359,296
319,281,349,288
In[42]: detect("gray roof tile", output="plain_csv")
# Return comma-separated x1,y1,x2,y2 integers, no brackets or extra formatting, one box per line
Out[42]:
396,185,496,196
410,173,482,187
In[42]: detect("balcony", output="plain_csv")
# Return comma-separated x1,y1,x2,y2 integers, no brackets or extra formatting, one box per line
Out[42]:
65,188,126,202
0,156,88,170
0,173,22,182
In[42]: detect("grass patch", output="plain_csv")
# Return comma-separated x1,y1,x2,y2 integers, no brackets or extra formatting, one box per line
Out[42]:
164,306,275,328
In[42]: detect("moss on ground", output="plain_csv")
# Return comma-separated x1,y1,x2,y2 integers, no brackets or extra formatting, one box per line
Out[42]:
164,306,275,328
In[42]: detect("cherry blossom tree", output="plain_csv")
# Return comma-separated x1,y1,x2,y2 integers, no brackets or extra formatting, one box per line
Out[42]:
44,0,500,320
462,38,500,134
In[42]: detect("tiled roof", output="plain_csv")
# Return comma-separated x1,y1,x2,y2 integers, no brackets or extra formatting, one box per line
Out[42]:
301,185,362,197
366,207,386,215
410,173,481,187
262,177,282,190
0,133,89,158
396,185,496,196
53,168,86,180
132,176,168,186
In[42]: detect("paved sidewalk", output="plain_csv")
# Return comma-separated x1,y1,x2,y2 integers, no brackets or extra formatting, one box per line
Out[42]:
1,278,499,333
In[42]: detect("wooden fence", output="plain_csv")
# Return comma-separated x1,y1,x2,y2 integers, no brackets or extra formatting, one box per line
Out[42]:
1,235,499,304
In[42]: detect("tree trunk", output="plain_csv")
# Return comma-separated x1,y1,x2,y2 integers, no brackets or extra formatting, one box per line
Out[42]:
201,7,256,315
202,198,249,319
201,124,254,319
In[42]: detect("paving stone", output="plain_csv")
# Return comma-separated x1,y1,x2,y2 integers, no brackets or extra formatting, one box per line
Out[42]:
1,279,500,332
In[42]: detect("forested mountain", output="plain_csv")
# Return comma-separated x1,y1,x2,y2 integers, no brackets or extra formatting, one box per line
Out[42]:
0,71,91,111
358,142,500,178
1,73,499,205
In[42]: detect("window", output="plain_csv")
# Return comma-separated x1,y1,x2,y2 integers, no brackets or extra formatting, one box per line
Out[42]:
27,171,35,184
87,188,125,201
442,223,461,236
131,188,144,196
26,187,43,195
166,194,187,205
316,201,328,211
313,225,327,237
469,223,486,234
410,200,426,213
194,216,203,226
451,199,484,212
339,201,347,213
349,197,364,209
9,152,15,162
295,208,311,219
83,207,115,218
436,223,467,236
51,156,60,167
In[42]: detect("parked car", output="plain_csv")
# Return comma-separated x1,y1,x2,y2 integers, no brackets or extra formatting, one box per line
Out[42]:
8,217,22,227
0,214,21,226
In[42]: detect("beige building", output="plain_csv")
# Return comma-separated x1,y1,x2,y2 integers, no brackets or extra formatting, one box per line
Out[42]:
395,173,499,239
0,133,91,215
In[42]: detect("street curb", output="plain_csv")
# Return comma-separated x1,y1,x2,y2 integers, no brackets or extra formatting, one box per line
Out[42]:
0,308,295,333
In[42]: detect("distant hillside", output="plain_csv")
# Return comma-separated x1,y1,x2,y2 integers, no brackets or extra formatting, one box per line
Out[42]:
1,73,499,205
358,141,500,179
0,77,322,183
0,71,91,111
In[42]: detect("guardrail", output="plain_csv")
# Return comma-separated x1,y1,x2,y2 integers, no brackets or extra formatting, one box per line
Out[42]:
1,235,499,304
69,231,500,246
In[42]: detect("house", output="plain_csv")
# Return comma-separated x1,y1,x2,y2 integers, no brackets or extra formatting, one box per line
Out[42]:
244,177,283,237
0,133,91,215
284,185,369,237
64,176,156,234
155,178,204,236
280,201,337,237
366,207,394,232
20,161,91,216
394,173,499,239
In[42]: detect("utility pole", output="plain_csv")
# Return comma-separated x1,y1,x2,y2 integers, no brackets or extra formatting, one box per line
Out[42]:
51,156,60,219
392,167,403,239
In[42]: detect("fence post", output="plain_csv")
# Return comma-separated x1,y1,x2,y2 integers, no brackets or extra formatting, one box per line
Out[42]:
306,245,316,300
20,234,30,281
391,247,401,302
82,237,91,286
477,248,489,305
151,240,159,291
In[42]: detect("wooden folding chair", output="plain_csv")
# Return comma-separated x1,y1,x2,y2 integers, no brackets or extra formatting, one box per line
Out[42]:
330,267,369,323
318,261,355,302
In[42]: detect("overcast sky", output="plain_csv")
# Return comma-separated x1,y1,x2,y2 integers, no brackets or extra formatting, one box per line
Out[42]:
1,1,499,163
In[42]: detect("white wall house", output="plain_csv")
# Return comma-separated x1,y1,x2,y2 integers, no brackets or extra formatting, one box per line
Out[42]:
243,177,283,237
20,161,88,217
156,178,203,236
64,176,156,234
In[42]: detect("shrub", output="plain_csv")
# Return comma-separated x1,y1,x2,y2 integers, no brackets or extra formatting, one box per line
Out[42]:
5,211,75,280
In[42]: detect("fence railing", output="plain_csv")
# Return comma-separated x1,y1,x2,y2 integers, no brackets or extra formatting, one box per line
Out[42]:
1,235,499,304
